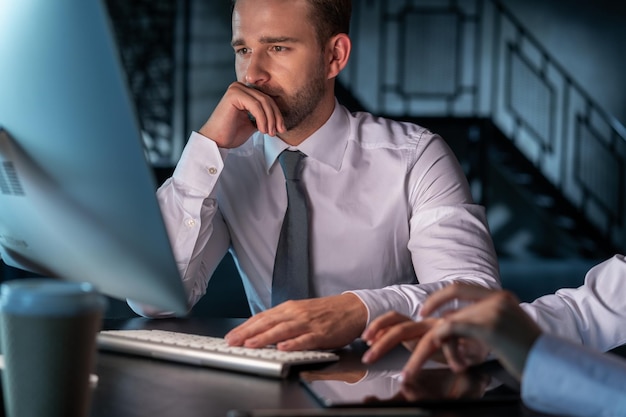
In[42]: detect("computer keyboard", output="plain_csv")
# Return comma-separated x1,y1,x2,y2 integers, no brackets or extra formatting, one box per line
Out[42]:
97,329,339,378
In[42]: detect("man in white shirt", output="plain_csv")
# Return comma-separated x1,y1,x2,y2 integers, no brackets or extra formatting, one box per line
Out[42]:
362,254,626,416
129,0,500,351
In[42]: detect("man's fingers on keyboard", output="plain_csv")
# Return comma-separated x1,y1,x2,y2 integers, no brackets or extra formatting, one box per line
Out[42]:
225,316,275,345
242,321,306,348
226,307,292,339
276,333,318,351
239,327,283,348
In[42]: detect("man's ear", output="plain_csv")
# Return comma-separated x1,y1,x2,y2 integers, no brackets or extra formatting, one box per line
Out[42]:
326,33,351,79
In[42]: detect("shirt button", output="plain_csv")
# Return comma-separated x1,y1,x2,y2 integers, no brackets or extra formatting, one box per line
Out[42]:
207,167,218,175
185,218,196,227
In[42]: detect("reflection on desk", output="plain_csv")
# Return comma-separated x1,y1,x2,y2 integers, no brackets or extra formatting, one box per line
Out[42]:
299,340,518,408
89,317,558,417
301,367,494,407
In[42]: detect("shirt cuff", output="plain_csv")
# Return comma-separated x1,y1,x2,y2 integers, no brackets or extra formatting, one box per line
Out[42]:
345,286,425,325
172,132,225,195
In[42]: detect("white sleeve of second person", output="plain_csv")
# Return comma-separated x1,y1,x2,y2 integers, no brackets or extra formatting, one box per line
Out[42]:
520,254,626,351
129,132,232,317
522,334,626,417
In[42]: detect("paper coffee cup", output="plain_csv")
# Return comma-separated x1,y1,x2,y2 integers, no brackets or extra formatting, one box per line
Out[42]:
0,279,106,417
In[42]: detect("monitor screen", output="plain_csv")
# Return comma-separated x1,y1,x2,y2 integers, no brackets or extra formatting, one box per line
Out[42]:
0,0,188,315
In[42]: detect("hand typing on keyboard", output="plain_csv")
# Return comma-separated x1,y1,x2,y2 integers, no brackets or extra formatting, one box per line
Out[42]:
224,293,368,351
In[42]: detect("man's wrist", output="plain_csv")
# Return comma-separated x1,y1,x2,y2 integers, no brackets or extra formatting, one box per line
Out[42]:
340,292,369,332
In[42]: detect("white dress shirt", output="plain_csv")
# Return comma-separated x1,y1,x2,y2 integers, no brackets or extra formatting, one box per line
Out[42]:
523,334,626,416
521,254,626,351
138,101,500,320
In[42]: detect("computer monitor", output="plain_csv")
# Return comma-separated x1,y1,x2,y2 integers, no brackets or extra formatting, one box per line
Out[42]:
0,0,188,315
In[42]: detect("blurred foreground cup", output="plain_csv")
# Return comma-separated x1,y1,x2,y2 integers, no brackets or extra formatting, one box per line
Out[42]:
0,278,106,417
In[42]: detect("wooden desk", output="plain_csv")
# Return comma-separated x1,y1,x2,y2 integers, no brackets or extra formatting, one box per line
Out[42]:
90,317,550,417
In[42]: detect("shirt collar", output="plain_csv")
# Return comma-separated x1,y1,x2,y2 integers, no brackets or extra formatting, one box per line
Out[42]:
263,99,350,173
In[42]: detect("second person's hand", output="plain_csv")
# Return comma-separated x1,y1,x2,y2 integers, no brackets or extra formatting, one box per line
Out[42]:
361,311,438,364
401,283,542,381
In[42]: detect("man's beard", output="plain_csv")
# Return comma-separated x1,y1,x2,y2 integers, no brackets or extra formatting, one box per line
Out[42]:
279,69,326,131
250,65,327,132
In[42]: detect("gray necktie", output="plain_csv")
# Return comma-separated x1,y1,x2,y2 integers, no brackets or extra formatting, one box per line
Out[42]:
271,150,310,306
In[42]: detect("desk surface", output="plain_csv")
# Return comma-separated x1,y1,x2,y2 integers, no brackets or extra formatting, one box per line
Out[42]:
90,317,550,417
